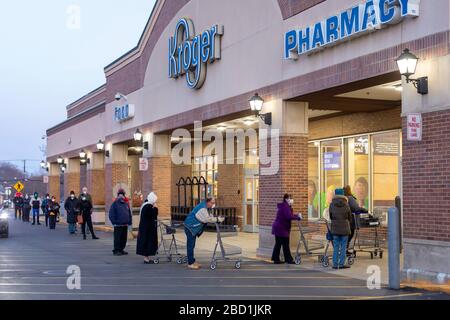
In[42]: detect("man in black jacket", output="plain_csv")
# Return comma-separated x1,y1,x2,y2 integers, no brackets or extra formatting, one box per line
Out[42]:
79,187,99,240
13,193,24,220
109,189,132,256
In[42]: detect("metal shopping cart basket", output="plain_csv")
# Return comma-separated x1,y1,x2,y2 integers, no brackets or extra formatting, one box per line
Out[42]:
154,220,187,264
294,219,326,265
352,213,385,260
320,218,356,268
209,222,242,270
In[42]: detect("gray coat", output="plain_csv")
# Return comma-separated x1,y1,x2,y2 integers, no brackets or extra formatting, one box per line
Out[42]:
329,196,352,236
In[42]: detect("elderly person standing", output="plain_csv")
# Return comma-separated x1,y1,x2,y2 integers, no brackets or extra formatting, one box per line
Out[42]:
136,192,159,264
329,188,353,269
109,189,132,256
271,194,302,264
64,191,80,234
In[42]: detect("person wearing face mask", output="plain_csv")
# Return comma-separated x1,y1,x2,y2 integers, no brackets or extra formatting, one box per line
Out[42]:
271,194,302,264
79,187,99,240
31,192,41,225
64,191,80,234
109,189,133,256
136,192,159,264
184,198,223,270
48,196,60,230
22,194,32,223
41,194,51,227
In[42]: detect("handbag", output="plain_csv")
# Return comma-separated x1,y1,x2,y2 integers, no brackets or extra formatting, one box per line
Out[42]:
77,214,84,224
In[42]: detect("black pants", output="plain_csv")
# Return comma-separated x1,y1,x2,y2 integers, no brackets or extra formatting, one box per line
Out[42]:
45,213,49,227
81,214,96,238
272,236,294,263
14,208,22,220
113,226,128,253
49,215,57,229
22,209,30,222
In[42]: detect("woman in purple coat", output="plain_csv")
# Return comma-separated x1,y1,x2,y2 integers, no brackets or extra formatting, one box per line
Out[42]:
271,194,302,264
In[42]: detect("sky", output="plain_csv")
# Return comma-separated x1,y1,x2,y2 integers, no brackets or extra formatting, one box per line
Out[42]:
0,0,156,174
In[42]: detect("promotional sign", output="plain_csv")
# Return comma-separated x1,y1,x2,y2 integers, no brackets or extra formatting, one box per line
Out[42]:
139,158,149,172
168,18,224,89
407,113,422,141
285,0,420,60
324,152,341,170
114,104,135,122
43,176,49,184
13,181,24,193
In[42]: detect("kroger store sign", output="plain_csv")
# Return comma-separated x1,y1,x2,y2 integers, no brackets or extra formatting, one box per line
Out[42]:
285,0,420,60
169,18,224,89
114,104,135,123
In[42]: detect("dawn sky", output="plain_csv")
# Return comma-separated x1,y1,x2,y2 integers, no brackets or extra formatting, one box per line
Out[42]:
0,0,156,173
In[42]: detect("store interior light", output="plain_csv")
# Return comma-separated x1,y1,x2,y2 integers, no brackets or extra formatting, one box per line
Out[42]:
217,125,227,132
244,119,255,126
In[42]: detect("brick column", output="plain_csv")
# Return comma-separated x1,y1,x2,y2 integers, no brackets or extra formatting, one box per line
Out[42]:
142,134,172,219
401,54,450,284
257,100,309,258
105,144,129,225
48,163,61,202
63,158,80,198
87,152,106,225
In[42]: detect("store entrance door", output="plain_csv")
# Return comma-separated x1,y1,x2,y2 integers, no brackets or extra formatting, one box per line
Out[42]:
243,171,259,233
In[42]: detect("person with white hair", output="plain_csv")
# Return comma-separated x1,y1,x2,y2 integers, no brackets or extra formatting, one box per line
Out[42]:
136,192,159,264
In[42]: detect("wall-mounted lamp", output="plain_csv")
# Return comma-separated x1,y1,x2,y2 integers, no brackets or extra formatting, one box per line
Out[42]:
249,93,272,125
134,129,143,142
60,163,67,173
40,161,49,172
96,139,110,157
79,149,90,165
396,48,428,95
133,129,149,152
57,156,64,165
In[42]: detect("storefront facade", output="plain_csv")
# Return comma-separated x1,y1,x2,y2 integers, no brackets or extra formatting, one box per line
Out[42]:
46,0,449,285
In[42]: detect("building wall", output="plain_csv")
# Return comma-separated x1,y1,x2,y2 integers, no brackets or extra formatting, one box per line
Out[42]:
87,169,105,206
217,164,244,227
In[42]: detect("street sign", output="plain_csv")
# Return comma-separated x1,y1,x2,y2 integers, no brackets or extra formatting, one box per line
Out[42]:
13,181,24,193
139,158,149,171
407,113,422,141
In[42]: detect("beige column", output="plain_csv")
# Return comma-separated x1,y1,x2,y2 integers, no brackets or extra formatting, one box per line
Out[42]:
48,163,61,202
64,158,81,199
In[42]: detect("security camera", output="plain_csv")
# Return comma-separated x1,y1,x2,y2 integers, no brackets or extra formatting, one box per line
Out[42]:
115,93,122,101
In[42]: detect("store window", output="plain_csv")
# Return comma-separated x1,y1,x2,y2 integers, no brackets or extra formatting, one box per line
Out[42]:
320,140,343,216
308,143,319,219
345,136,370,208
371,131,401,224
192,155,218,200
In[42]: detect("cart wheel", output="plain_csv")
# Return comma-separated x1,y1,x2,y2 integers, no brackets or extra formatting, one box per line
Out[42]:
351,252,357,258
295,255,302,265
153,258,160,265
182,256,188,264
374,251,378,257
348,256,355,266
370,253,374,259
210,261,217,270
318,255,324,263
322,257,330,268
379,252,383,259
235,261,241,269
176,257,183,264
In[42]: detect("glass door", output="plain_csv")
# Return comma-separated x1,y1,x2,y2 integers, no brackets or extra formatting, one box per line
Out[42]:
320,140,343,217
243,173,259,233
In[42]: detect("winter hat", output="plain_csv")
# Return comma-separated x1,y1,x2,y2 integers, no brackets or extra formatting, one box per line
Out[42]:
147,192,157,205
117,189,126,196
335,188,345,196
70,191,75,195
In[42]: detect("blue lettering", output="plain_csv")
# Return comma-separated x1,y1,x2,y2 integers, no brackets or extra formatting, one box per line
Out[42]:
284,30,297,59
182,41,192,71
362,0,378,31
326,16,339,43
312,22,325,49
341,5,360,38
298,27,311,54
200,31,211,64
379,0,396,23
398,0,409,16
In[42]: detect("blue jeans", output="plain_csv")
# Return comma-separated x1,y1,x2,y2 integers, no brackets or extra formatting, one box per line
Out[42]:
185,228,197,265
32,208,40,224
332,235,348,268
68,223,76,234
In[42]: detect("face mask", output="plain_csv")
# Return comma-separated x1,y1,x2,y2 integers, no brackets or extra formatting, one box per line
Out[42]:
70,195,75,199
288,199,294,206
212,204,216,209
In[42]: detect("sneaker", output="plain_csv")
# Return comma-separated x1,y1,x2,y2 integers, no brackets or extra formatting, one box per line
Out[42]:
273,260,283,265
332,266,339,270
83,235,87,240
340,265,351,269
188,263,201,270
92,236,100,240
144,260,155,264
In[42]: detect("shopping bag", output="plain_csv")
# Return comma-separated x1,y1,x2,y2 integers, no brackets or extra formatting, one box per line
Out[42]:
77,214,84,224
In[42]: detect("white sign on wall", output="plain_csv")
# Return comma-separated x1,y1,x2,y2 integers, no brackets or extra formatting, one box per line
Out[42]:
407,113,422,141
139,158,149,172
43,176,49,184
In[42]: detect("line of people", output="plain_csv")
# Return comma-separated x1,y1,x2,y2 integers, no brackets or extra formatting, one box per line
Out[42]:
12,192,60,228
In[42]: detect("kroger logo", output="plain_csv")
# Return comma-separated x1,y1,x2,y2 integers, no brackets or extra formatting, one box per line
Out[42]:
168,18,224,89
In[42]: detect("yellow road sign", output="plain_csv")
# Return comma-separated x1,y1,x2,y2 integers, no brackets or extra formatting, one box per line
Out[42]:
13,181,24,193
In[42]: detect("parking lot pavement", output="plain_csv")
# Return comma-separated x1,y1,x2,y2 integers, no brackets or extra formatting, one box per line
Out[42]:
0,210,448,300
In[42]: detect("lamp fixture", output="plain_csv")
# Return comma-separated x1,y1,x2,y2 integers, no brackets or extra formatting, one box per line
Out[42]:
134,129,143,142
57,156,64,165
96,140,105,151
249,93,272,125
60,163,67,173
40,161,49,172
79,149,90,165
79,149,87,159
395,48,428,95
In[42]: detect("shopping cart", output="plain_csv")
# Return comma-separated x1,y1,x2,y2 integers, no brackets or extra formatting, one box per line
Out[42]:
209,221,242,270
352,213,384,259
154,220,187,264
320,218,356,268
294,219,326,265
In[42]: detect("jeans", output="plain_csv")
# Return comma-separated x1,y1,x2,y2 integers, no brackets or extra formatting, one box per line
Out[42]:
185,228,197,265
271,236,294,263
332,235,348,268
113,226,128,253
32,208,40,224
68,223,76,234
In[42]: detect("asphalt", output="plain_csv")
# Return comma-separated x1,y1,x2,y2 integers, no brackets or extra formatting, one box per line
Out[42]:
0,209,448,300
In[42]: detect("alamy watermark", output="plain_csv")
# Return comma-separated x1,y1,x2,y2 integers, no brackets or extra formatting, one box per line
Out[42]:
66,4,81,30
170,121,280,176
66,265,81,290
366,265,382,290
